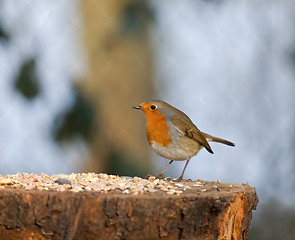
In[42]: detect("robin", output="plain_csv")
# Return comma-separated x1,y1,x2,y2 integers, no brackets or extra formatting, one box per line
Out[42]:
133,100,235,180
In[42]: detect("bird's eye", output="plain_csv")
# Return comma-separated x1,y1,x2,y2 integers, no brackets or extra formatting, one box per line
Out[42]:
150,105,157,110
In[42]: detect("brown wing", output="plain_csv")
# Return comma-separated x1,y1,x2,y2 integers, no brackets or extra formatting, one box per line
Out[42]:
186,129,214,153
170,112,214,154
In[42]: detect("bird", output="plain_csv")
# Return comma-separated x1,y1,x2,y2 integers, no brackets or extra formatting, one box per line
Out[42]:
133,100,235,180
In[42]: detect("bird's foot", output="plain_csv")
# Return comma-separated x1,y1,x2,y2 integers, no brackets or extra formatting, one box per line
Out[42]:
156,174,164,179
175,177,183,182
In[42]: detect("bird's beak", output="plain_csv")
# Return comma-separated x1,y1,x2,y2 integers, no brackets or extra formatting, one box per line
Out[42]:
133,105,144,110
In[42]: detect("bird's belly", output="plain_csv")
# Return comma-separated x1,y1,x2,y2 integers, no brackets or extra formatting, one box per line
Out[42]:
150,136,201,161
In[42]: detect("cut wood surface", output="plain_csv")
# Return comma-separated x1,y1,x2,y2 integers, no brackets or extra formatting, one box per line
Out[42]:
0,177,258,240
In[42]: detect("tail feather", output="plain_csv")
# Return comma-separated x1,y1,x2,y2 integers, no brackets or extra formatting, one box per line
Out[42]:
201,132,235,147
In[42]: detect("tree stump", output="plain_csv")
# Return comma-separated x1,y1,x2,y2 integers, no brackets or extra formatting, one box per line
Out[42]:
0,178,258,240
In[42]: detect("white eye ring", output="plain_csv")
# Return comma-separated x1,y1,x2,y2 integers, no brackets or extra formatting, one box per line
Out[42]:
150,105,157,110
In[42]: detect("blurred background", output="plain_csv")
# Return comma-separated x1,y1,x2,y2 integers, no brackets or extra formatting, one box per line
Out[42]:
0,0,294,239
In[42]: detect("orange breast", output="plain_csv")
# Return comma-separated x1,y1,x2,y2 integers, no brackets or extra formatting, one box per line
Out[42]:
144,111,171,147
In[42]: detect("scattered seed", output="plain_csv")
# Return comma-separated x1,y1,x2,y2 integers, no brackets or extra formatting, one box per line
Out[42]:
175,183,184,188
193,182,202,187
0,173,239,195
0,179,15,185
54,179,71,185
148,176,156,181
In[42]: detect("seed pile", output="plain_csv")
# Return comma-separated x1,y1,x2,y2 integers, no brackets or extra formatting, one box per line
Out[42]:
0,173,214,195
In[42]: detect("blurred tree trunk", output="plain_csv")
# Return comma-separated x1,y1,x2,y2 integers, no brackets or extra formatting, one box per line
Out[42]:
79,0,154,176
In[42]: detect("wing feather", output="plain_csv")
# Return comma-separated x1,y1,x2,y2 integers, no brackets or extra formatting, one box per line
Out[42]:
170,114,214,154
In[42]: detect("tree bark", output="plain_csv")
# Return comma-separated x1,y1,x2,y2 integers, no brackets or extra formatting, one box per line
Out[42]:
0,181,258,240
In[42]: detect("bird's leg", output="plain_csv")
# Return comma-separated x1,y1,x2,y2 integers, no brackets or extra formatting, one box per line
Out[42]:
178,158,191,180
157,160,173,179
